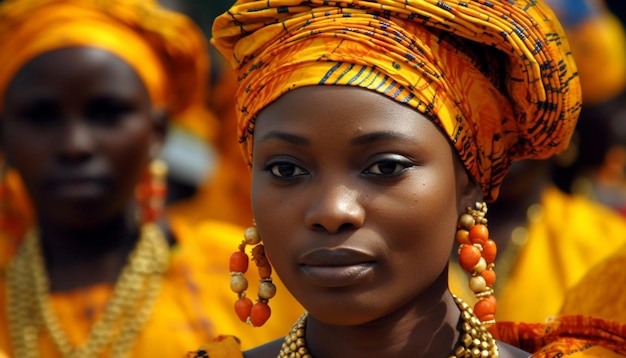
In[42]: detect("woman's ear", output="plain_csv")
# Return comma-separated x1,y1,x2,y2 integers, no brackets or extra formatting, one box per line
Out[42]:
149,108,169,157
456,161,483,214
460,179,483,211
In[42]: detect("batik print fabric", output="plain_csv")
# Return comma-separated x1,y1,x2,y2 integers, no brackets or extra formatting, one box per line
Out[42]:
212,0,582,201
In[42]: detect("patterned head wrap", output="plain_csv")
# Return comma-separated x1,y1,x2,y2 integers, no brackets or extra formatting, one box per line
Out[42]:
0,0,209,117
212,0,582,201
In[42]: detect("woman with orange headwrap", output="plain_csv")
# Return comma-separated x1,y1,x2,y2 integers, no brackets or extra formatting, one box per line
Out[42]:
185,0,583,357
0,0,304,357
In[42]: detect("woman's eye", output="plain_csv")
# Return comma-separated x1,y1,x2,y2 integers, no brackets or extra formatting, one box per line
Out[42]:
268,163,308,178
365,160,411,176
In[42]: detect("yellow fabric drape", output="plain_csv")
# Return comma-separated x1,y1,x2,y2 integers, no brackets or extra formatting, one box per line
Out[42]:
211,0,582,201
0,219,304,356
450,186,626,322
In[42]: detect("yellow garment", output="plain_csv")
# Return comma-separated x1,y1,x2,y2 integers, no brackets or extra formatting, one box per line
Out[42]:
0,0,208,115
0,219,304,356
450,186,626,322
184,336,243,358
212,0,581,201
570,13,626,105
560,241,626,323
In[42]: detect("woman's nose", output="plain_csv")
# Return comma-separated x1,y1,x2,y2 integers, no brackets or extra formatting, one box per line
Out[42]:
57,120,95,163
304,180,365,234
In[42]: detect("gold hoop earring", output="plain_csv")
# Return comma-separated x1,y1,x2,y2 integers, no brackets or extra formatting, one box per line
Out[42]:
230,225,276,327
456,202,497,327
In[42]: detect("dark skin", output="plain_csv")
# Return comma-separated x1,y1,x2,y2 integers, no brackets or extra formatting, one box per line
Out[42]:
247,86,528,357
0,47,167,291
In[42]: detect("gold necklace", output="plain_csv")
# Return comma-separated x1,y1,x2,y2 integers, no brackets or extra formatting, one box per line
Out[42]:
6,222,170,358
278,295,499,358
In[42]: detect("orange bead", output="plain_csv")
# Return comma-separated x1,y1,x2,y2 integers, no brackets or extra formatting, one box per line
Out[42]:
250,301,271,327
149,181,167,197
455,229,471,245
459,245,482,272
230,251,249,273
485,294,498,310
474,297,496,321
469,224,489,245
135,184,150,201
141,207,160,222
482,239,497,264
481,269,496,286
234,297,253,323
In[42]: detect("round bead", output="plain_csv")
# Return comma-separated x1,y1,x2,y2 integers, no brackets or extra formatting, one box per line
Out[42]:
474,297,497,322
469,224,489,245
473,257,487,273
258,281,277,300
250,302,271,327
230,274,248,293
230,251,249,273
244,227,261,245
482,239,497,264
455,229,471,245
469,275,487,293
481,269,496,286
458,214,475,229
150,159,168,178
459,245,482,272
234,297,253,323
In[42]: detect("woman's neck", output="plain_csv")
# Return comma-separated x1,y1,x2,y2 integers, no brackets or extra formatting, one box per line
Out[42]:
37,208,141,291
304,269,461,357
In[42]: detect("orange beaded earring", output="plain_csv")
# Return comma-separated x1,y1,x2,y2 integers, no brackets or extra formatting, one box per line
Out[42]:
135,159,168,224
456,202,497,327
230,225,276,327
0,161,26,239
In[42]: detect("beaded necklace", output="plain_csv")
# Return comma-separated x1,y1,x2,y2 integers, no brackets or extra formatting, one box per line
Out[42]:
278,295,499,358
6,222,170,358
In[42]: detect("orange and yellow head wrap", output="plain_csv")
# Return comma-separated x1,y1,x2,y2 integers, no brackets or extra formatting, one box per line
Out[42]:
212,0,582,201
0,0,209,117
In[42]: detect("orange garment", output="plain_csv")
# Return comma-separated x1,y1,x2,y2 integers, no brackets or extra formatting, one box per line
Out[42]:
560,242,626,324
0,219,304,356
450,186,626,322
493,316,626,357
212,0,581,201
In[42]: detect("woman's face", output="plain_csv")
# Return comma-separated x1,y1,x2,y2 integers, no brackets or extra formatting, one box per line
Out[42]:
1,47,164,229
252,86,480,325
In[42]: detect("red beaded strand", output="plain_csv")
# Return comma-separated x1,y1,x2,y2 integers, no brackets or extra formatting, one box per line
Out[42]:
230,226,276,327
135,159,168,224
456,202,497,327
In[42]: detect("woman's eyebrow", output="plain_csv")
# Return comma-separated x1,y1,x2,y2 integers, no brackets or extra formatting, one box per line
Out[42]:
350,131,413,146
256,130,310,145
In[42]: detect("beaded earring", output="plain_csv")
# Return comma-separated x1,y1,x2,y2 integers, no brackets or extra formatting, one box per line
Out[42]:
456,202,497,327
230,225,276,327
0,161,26,239
135,159,168,224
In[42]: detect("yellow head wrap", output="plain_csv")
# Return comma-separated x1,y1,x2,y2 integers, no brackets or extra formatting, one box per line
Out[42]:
212,0,582,201
0,0,209,117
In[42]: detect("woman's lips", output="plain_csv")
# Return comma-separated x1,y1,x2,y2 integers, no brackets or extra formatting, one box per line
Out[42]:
299,248,376,288
47,177,110,199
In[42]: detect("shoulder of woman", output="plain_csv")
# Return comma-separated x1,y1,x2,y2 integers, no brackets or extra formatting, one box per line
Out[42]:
497,341,531,358
243,338,283,358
